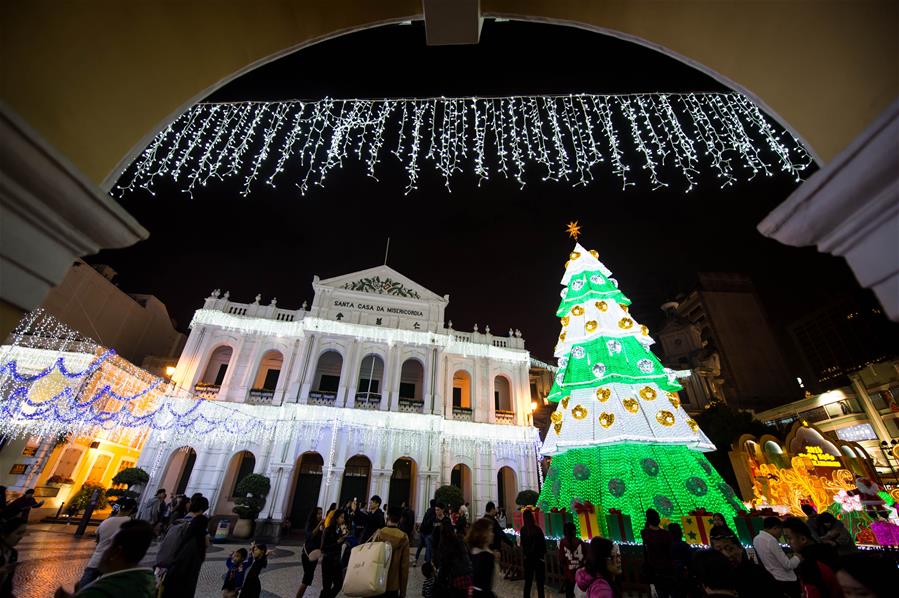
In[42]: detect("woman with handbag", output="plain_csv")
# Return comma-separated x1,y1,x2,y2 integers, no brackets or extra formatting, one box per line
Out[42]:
295,507,324,598
320,509,348,598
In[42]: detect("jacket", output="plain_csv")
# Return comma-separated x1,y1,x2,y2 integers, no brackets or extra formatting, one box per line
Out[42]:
76,568,156,598
575,569,615,598
372,525,410,597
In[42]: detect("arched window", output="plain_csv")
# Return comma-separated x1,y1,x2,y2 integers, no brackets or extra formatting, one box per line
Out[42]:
230,451,256,497
249,350,283,403
452,370,472,420
356,354,384,408
311,350,343,405
399,359,424,403
159,447,197,496
451,463,472,504
497,466,518,515
288,452,324,530
339,455,372,507
494,375,513,423
198,346,233,396
389,457,417,509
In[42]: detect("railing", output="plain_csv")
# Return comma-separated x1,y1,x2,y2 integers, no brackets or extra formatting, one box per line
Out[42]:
354,392,382,410
495,410,515,425
308,391,337,406
247,389,276,405
398,398,424,414
194,384,221,399
452,406,473,421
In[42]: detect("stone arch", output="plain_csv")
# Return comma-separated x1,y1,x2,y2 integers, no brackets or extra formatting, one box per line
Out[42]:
198,344,235,388
399,358,425,404
493,373,514,414
286,451,324,530
388,456,417,509
215,450,256,515
356,353,385,405
451,369,473,411
339,454,372,507
158,446,197,496
249,349,283,402
497,465,518,516
451,462,473,505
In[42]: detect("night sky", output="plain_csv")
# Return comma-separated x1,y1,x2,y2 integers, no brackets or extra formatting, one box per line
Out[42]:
98,20,862,371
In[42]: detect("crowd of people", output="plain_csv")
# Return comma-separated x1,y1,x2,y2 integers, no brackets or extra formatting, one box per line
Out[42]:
2,481,898,598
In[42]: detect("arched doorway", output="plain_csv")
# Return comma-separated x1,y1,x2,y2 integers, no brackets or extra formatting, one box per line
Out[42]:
451,463,472,505
288,452,324,529
497,466,518,515
339,455,372,507
311,350,343,404
159,446,197,496
249,350,283,403
356,354,384,408
215,450,255,515
389,457,416,509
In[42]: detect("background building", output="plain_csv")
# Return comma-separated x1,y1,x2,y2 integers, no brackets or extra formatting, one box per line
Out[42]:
136,265,540,533
657,273,800,411
754,359,899,489
788,291,899,393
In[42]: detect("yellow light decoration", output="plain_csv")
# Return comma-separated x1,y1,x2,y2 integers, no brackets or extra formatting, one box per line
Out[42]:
639,387,657,401
640,325,649,336
623,398,639,413
669,397,681,410
553,422,563,435
589,249,599,259
28,370,72,404
571,405,588,419
585,320,598,333
666,391,679,401
566,221,582,240
572,305,585,316
595,301,608,312
596,387,611,402
551,411,563,423
619,304,629,312
559,332,566,342
569,250,581,260
599,412,615,428
686,418,699,433
656,410,676,427
560,316,570,327
618,317,634,329
560,396,570,409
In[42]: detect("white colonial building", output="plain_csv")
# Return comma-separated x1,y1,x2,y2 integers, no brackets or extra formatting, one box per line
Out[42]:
136,266,540,530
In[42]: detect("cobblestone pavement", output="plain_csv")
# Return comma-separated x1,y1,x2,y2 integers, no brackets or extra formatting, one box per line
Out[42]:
15,524,562,598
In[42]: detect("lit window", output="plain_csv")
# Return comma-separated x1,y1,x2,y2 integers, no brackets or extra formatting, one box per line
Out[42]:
835,423,877,442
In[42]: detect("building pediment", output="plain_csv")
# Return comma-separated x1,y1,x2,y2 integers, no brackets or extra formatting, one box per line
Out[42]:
315,266,447,304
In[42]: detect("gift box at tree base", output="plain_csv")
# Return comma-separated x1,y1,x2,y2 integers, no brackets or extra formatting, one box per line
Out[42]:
538,444,744,539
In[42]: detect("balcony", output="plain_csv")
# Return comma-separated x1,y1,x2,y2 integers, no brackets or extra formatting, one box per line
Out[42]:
247,389,276,405
354,392,382,410
194,384,221,400
452,406,473,421
495,410,515,425
398,398,424,414
308,391,337,406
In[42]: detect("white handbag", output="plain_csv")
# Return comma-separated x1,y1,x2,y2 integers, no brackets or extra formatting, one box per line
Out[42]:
341,540,393,597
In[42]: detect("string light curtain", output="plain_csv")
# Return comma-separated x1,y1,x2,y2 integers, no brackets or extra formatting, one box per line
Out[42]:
115,92,814,198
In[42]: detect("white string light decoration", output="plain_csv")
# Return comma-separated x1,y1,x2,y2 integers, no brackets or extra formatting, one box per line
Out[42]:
115,93,814,198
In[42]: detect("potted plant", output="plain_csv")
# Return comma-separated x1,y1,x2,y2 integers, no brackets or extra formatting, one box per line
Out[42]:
68,482,109,515
46,475,75,488
111,467,149,496
434,484,464,511
515,489,540,509
232,474,270,538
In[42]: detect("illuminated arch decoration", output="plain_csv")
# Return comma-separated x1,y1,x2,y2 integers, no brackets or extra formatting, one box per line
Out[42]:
114,92,813,198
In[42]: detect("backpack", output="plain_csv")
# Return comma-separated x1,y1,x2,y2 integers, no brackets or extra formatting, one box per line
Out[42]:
420,508,435,536
154,520,189,568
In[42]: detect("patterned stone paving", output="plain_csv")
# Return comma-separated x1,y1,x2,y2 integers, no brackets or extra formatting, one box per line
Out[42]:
14,524,558,598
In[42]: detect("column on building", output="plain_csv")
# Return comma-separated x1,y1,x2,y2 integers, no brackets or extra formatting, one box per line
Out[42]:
340,339,362,408
217,335,248,400
297,334,322,404
174,325,207,390
383,343,399,411
276,338,304,405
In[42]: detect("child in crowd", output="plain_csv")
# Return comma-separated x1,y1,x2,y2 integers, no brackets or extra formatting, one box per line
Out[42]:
239,542,268,598
421,561,435,598
222,547,248,598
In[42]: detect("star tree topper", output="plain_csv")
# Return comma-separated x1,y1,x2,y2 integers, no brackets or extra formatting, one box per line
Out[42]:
566,221,582,240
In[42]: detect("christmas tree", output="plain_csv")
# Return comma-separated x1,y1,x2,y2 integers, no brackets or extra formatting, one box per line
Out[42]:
537,237,744,538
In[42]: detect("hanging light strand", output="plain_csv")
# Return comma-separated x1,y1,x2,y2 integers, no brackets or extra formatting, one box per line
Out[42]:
114,92,814,197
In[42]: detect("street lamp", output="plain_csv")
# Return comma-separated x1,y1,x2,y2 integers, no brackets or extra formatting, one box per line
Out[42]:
164,366,176,378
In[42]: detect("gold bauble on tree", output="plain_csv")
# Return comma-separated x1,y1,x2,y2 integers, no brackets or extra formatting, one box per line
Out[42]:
571,305,585,316
599,412,615,428
656,410,676,427
560,315,570,327
623,398,639,413
560,396,570,409
669,397,681,410
569,251,581,260
595,387,611,402
589,249,599,259
640,386,657,401
571,405,588,420
585,320,598,333
595,301,608,312
618,317,634,329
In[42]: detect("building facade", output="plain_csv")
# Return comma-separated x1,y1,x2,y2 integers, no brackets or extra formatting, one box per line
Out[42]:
754,359,899,489
136,266,540,528
657,273,799,411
